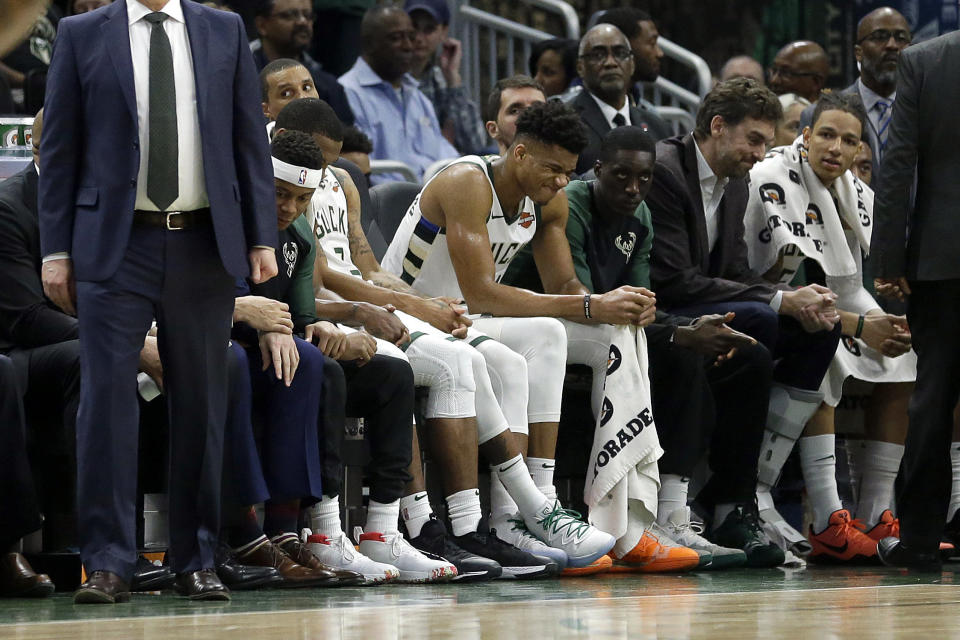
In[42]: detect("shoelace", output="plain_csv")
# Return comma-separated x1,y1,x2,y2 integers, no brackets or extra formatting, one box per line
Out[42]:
507,517,543,542
331,533,358,562
538,504,591,541
669,517,710,545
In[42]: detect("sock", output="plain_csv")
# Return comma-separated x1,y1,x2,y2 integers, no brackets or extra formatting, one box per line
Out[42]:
657,474,689,525
224,505,264,549
713,503,737,529
950,443,960,522
494,455,551,520
310,495,343,539
446,489,482,536
856,440,904,525
489,472,519,519
263,499,300,539
365,499,400,535
400,491,433,538
756,486,775,513
799,434,843,532
233,533,268,557
527,456,557,501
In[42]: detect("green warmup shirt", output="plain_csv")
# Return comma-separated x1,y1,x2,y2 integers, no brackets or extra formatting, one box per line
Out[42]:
249,213,318,331
501,180,654,294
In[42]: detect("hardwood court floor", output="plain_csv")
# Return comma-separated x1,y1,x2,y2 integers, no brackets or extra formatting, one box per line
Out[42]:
2,566,960,639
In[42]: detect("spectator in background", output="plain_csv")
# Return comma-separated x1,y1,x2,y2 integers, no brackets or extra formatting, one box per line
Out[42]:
569,24,671,175
768,40,829,103
774,93,810,147
340,6,458,184
484,75,546,154
251,0,354,126
70,0,111,14
340,126,373,181
530,38,579,100
719,55,765,84
405,0,487,155
311,0,373,77
596,8,664,109
851,138,873,185
0,5,58,113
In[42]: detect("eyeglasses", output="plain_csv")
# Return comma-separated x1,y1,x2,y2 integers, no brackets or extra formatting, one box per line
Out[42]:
579,46,633,65
271,8,313,21
858,29,911,45
768,65,822,80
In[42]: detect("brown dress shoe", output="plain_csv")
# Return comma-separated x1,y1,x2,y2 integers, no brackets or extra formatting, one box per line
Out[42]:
277,537,365,586
238,539,338,587
0,552,55,598
174,569,231,601
74,570,130,604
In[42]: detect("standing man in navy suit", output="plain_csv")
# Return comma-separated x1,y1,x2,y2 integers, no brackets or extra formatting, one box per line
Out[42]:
38,0,278,603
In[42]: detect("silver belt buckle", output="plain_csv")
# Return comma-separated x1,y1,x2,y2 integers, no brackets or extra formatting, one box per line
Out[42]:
165,211,184,231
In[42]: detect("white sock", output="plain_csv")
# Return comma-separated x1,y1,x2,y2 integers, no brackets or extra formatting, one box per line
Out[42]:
446,489,482,536
489,472,519,520
799,434,843,532
400,491,433,539
527,456,557,501
310,494,343,539
949,442,960,522
756,486,775,513
494,455,550,520
713,503,737,530
657,474,689,525
365,499,400,535
856,440,903,525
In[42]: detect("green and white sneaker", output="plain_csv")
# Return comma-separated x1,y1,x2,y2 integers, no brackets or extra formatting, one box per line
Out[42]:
489,513,568,569
711,505,785,568
523,500,615,568
662,507,746,570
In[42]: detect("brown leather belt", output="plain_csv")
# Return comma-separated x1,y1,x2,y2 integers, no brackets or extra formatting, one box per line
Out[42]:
133,208,212,230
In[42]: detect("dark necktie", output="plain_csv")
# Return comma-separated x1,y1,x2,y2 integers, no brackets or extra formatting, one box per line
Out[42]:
612,113,627,127
875,99,892,159
144,12,179,211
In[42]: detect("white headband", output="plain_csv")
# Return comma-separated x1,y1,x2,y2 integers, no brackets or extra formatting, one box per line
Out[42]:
272,156,323,189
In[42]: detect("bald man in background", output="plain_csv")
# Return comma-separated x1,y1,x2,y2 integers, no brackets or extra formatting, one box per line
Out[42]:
719,55,764,84
768,40,829,103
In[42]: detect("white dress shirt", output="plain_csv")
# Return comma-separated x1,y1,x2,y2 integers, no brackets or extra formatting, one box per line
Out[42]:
589,91,631,129
693,140,727,252
127,0,208,211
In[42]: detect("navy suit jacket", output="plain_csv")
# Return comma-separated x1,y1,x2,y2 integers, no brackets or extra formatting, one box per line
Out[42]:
39,0,277,281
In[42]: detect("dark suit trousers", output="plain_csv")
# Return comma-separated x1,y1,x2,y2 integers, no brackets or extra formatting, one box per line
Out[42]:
668,301,840,391
898,280,960,553
0,354,43,548
221,341,270,509
245,337,325,506
318,354,414,503
647,325,771,504
75,224,233,579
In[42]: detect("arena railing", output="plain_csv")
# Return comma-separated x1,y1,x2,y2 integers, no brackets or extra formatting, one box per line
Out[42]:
368,159,420,184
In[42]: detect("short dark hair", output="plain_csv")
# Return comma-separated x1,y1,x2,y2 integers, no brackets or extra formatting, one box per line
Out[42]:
598,126,656,163
341,126,374,154
484,75,544,123
513,100,587,155
810,91,868,140
271,130,325,171
694,77,782,140
275,98,344,142
529,39,578,83
255,0,275,19
259,58,307,102
597,8,654,40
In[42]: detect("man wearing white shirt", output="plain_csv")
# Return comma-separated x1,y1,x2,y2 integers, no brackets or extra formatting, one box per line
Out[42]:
39,0,278,604
567,24,671,175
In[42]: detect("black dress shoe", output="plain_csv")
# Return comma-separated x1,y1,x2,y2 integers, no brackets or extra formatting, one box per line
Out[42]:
130,554,175,592
877,536,942,572
215,543,283,590
74,570,130,604
0,552,55,598
174,569,231,601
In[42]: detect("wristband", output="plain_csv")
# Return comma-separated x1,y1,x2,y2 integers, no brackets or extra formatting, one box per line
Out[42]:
855,314,865,339
583,293,592,319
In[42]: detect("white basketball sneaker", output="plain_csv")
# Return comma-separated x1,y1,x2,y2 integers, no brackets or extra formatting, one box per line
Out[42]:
353,527,456,584
301,528,399,585
523,500,615,568
489,512,569,569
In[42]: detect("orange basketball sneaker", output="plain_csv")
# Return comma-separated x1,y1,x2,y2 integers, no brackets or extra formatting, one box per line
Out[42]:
808,509,879,564
858,509,900,542
608,529,700,573
561,554,612,577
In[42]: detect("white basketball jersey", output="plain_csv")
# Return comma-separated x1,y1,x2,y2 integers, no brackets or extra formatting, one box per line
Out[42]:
382,155,540,300
310,169,361,277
